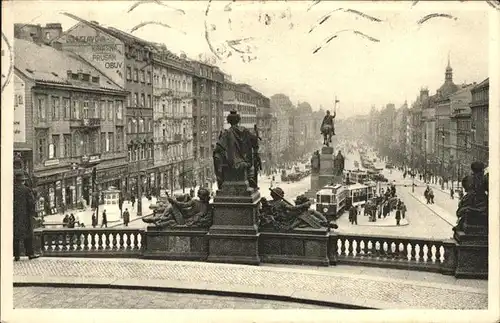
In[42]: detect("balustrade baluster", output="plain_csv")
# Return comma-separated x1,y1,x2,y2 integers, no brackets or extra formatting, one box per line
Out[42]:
422,244,430,263
347,239,354,257
382,241,389,259
97,233,104,250
410,243,417,262
389,242,396,259
82,233,89,251
366,240,374,258
357,239,364,256
374,241,380,258
68,233,76,251
436,245,444,264
112,233,118,251
397,242,406,260
118,233,125,251
126,232,132,250
417,243,424,262
55,234,62,252
133,232,139,250
90,232,97,251
104,233,111,250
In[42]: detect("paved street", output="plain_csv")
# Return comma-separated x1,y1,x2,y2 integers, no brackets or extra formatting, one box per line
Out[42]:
14,286,326,309
13,258,487,309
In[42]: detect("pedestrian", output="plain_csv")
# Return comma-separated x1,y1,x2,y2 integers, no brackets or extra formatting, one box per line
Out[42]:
131,194,136,209
350,205,358,225
450,187,454,199
13,169,39,261
101,210,108,228
424,185,431,204
91,213,98,228
429,189,434,204
62,214,69,227
395,207,401,226
401,202,407,219
123,208,130,227
67,213,76,228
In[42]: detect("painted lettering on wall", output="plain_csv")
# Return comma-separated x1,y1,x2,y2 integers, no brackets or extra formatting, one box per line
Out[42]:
104,62,123,69
67,35,111,43
14,75,26,143
93,53,117,61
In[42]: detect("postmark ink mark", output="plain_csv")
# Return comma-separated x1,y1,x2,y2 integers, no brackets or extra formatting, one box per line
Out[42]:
128,0,185,15
417,13,458,25
1,32,13,93
312,29,380,54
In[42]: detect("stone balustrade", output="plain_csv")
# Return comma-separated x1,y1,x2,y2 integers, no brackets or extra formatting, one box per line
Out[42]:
30,228,463,276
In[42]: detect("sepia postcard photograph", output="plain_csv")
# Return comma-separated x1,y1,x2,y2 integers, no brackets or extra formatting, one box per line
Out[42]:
1,1,499,322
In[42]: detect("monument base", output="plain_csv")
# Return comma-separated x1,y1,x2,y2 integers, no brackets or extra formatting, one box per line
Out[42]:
207,169,261,265
259,228,329,266
454,230,488,279
142,226,208,261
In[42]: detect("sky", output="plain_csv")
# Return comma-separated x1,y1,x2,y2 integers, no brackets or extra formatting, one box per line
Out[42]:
5,0,493,118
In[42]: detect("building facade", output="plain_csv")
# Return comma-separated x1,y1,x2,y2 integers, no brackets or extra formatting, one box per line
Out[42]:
470,78,489,166
15,38,128,212
270,94,292,162
151,45,194,192
449,84,474,181
223,82,258,130
191,61,224,188
55,19,155,195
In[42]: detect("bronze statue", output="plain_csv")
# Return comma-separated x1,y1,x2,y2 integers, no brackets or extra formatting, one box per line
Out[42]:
310,150,320,174
333,150,345,176
259,187,338,231
213,110,260,190
454,161,488,233
142,188,212,228
320,110,336,147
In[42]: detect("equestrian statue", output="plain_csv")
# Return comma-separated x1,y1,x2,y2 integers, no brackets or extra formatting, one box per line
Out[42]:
320,109,336,147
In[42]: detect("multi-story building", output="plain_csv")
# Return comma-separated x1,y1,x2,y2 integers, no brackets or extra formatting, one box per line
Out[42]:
151,45,194,192
470,78,489,166
223,81,257,130
14,38,128,212
191,61,224,188
270,94,292,161
391,102,409,166
449,84,474,181
54,19,155,195
250,89,272,173
430,60,459,175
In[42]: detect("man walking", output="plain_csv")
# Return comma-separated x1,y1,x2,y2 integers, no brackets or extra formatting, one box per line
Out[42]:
13,169,39,261
123,208,130,227
101,209,108,228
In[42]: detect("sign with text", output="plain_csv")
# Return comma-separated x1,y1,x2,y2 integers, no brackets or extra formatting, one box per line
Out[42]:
58,22,126,87
14,75,26,142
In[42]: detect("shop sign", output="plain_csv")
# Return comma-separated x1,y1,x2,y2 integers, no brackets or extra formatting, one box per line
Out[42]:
44,159,60,167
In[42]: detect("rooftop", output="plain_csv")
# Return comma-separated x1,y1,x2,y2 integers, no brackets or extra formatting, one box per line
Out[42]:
14,38,124,92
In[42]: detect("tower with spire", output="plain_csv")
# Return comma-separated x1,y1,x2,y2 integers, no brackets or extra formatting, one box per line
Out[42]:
445,51,453,83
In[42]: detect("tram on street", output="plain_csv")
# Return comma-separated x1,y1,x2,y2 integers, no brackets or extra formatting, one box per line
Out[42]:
315,184,349,219
344,170,369,184
346,183,370,207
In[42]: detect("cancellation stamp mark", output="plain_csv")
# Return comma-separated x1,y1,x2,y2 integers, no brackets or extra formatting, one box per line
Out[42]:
1,32,13,93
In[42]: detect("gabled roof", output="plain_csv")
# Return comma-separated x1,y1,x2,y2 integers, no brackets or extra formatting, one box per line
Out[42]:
14,38,125,92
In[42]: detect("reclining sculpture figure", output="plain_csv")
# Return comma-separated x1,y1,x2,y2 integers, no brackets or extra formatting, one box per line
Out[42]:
142,188,213,228
259,187,338,231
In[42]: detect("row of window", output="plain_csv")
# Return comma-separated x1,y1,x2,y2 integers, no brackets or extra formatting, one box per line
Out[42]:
153,98,189,115
224,104,257,115
127,117,153,134
153,73,191,93
127,144,154,162
128,92,152,108
154,142,193,161
35,96,124,122
36,129,125,162
126,66,152,85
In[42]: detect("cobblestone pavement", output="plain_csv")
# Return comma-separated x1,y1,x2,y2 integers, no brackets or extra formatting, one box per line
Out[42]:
14,286,327,309
13,258,487,309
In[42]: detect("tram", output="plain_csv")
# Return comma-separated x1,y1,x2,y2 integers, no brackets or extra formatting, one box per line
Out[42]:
346,183,370,207
344,170,369,184
315,184,349,219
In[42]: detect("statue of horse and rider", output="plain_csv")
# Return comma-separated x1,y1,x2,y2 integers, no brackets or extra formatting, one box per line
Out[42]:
320,110,336,147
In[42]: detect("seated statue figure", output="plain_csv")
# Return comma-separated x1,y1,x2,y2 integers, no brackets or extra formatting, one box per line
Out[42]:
143,188,212,228
454,161,489,233
261,187,338,231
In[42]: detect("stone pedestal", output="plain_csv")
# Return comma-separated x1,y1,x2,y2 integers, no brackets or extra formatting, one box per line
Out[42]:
142,226,209,261
454,229,488,279
259,228,330,266
318,146,335,188
207,167,261,265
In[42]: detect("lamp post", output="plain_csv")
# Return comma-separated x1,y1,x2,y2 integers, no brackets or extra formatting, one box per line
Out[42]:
440,127,445,190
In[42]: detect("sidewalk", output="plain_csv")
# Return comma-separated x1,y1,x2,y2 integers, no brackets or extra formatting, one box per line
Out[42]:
13,257,487,309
